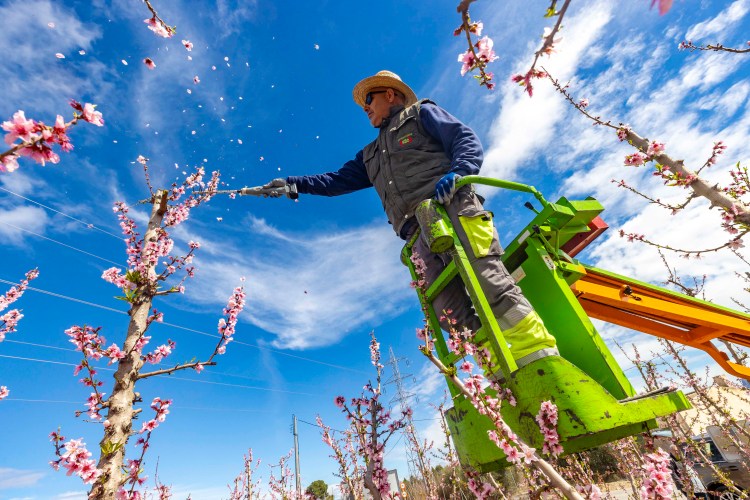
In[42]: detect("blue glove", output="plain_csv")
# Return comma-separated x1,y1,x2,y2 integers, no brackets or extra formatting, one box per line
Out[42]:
435,172,461,205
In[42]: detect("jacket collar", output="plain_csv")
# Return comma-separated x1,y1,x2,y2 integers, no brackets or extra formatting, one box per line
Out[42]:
379,104,406,129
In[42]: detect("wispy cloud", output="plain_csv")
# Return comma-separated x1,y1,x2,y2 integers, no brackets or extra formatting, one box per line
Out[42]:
480,2,614,185
185,218,412,349
0,205,50,245
685,0,749,41
0,0,108,116
0,467,44,489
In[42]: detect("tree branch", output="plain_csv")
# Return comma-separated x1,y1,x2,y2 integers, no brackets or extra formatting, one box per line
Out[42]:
137,360,215,380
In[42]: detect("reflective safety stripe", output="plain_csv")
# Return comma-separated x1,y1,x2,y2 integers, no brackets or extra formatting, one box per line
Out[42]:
480,311,558,374
458,211,495,258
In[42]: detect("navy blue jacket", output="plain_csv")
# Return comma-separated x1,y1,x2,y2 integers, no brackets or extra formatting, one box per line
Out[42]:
287,102,483,196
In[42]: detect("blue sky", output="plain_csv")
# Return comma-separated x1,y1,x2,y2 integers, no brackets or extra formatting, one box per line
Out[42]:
1,0,749,498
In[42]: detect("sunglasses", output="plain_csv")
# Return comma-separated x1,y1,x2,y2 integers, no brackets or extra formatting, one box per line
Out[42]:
365,90,388,106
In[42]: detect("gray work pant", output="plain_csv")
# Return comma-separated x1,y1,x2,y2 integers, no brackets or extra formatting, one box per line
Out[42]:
410,186,533,334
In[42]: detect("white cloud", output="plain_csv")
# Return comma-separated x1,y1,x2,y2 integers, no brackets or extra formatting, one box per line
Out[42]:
0,205,50,245
411,361,445,401
0,0,108,115
0,172,46,197
481,2,614,185
0,467,44,489
685,0,750,41
185,219,412,349
55,492,86,500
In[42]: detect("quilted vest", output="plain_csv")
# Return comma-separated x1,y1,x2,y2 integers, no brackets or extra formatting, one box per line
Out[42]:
362,99,452,235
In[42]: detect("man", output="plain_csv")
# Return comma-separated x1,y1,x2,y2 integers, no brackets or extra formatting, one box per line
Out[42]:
264,70,557,372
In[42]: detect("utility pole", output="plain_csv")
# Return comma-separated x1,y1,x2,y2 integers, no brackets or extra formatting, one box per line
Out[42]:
293,414,302,498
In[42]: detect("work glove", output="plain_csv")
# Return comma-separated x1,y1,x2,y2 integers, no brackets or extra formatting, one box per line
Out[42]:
261,178,287,198
435,172,461,206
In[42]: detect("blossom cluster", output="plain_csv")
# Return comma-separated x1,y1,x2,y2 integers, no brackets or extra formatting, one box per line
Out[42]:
144,16,174,38
0,268,38,342
140,397,172,435
323,334,410,499
0,102,103,172
511,69,548,97
639,449,675,499
454,18,497,89
214,284,246,357
50,432,103,485
457,36,498,89
535,400,564,456
268,451,296,499
466,470,496,500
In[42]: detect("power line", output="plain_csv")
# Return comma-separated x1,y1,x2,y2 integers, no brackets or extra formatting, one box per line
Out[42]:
0,398,274,414
0,277,369,375
0,353,316,396
0,185,123,240
0,220,122,266
3,339,315,388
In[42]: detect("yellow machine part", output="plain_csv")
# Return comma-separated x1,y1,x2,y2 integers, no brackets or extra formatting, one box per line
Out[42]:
572,266,750,380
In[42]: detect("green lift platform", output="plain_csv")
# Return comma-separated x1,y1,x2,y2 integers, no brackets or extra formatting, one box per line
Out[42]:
400,175,747,472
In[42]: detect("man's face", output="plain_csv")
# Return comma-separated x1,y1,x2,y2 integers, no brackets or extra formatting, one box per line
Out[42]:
363,87,394,128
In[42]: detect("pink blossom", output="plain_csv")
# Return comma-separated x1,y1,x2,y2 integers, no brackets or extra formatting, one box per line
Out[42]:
617,126,631,141
457,50,476,76
640,449,674,498
81,103,104,126
194,363,204,373
624,152,648,166
182,39,193,51
103,344,125,364
647,141,665,156
144,57,156,70
18,141,60,165
144,17,173,38
728,238,745,250
0,386,8,400
52,438,102,485
140,419,158,433
0,154,20,172
459,360,474,373
2,110,38,145
475,36,499,64
651,0,673,15
193,75,200,84
578,98,589,108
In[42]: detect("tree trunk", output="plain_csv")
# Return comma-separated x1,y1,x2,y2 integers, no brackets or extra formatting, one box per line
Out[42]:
89,191,167,499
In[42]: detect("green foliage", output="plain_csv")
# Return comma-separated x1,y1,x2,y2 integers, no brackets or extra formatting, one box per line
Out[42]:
305,479,332,500
100,440,123,456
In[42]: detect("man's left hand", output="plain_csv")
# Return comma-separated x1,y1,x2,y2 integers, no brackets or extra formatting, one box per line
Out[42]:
435,172,461,205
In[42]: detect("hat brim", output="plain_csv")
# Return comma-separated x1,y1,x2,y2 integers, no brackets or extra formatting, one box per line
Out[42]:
352,75,417,107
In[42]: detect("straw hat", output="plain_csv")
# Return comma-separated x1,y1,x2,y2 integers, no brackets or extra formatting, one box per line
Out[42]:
352,70,417,107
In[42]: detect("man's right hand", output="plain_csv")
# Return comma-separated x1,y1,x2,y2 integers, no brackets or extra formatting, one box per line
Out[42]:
261,178,287,197
263,178,287,189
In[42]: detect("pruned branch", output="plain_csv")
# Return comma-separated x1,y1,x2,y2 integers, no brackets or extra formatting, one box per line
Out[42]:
546,71,750,231
137,361,216,380
679,40,750,54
